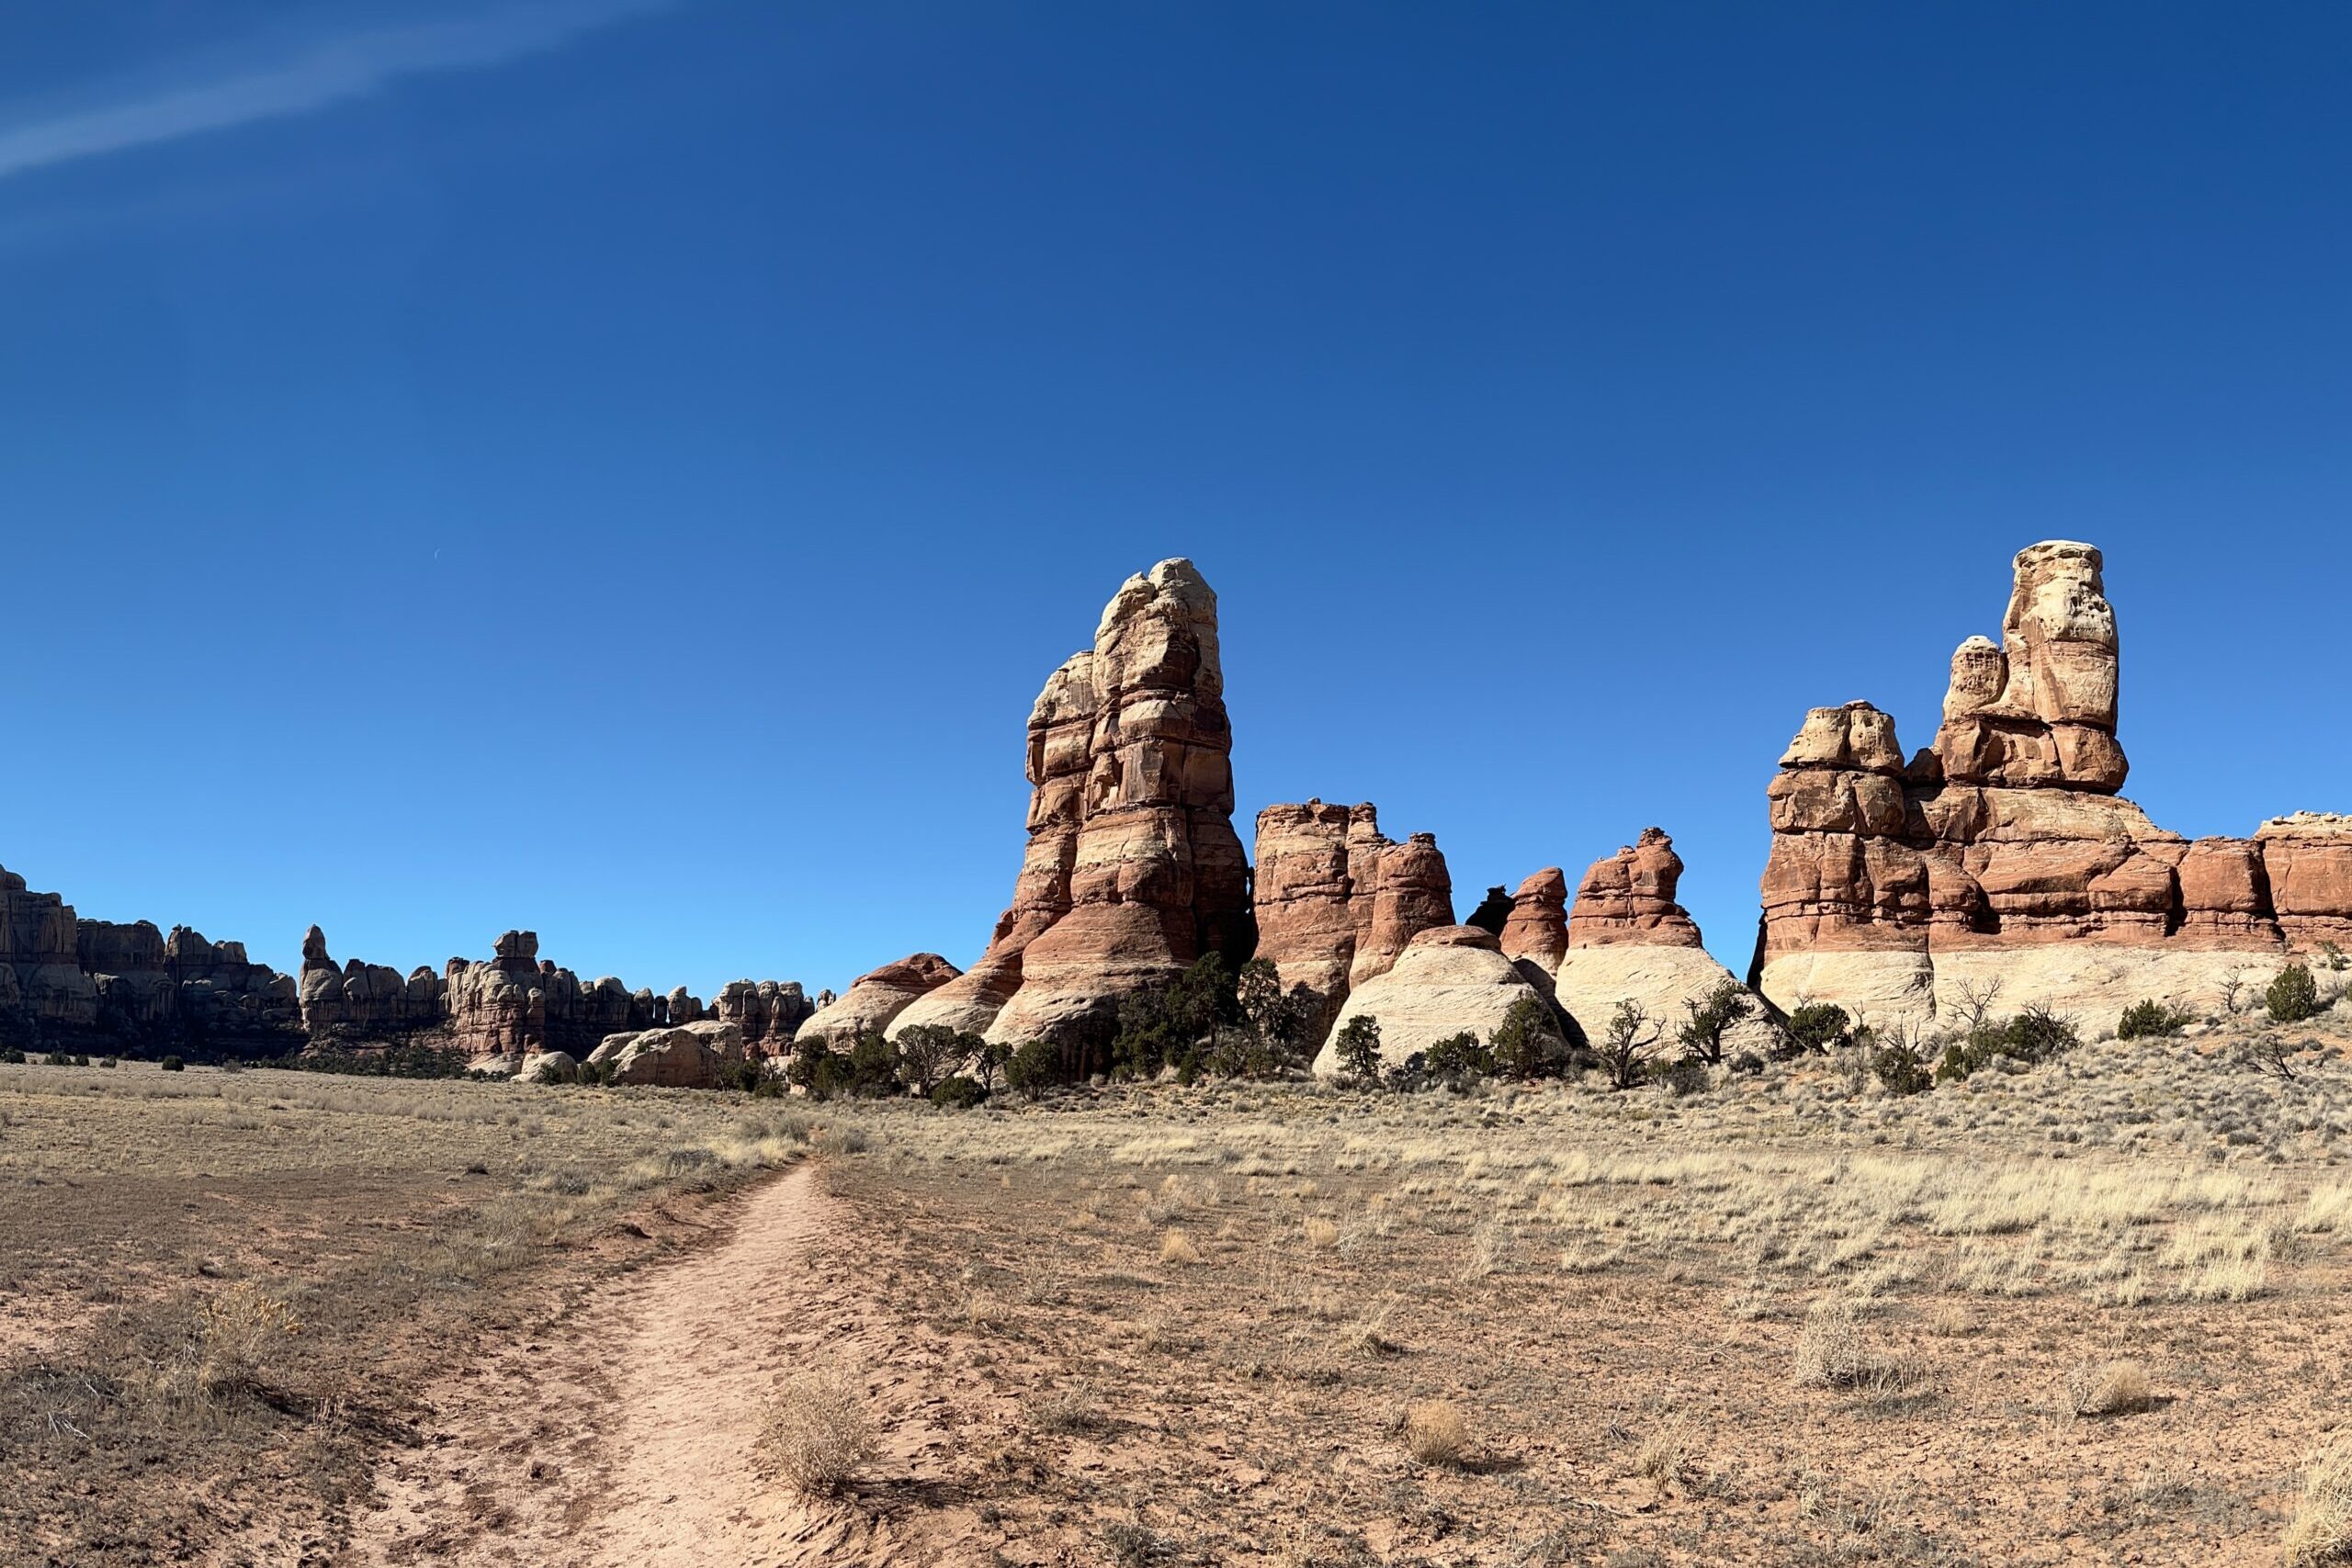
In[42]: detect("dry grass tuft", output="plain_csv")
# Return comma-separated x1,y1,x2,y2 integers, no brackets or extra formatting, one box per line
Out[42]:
195,1281,301,1398
2284,1442,2352,1566
1791,1299,1914,1391
761,1365,876,1496
1159,1227,1202,1265
2064,1358,2155,1416
1632,1416,1691,1496
1401,1400,1467,1467
1303,1216,1340,1248
1030,1378,1100,1434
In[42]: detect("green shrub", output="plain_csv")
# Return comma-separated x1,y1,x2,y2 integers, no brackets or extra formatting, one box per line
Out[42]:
1330,1015,1384,1087
2268,962,2323,1025
1111,953,1236,1080
1233,957,1311,1077
98,1056,119,1069
1871,1043,1931,1096
160,1055,186,1072
1657,1054,1712,1097
1487,996,1560,1080
1423,1032,1494,1088
929,1075,988,1110
893,1025,983,1095
786,1036,843,1100
44,1052,73,1066
1677,982,1752,1065
1002,1039,1061,1100
844,1032,901,1098
1784,1003,1852,1055
2116,998,2190,1040
1937,1006,2079,1083
2319,941,2348,973
0,1048,24,1065
735,1057,765,1093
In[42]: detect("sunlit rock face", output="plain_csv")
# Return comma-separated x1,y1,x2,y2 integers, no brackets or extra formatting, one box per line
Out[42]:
897,559,1251,1059
1758,540,2337,1033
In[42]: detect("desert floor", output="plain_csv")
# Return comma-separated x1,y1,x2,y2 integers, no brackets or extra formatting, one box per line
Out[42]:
7,1008,2352,1566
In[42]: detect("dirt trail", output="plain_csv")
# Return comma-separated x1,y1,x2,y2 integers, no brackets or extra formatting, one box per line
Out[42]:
349,1162,992,1567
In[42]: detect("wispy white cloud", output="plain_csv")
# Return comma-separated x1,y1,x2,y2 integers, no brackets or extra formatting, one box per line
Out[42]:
0,0,677,184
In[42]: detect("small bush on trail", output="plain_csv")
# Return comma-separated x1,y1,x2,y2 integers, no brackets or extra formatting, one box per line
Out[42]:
1657,1055,1712,1098
160,1055,186,1073
762,1365,876,1496
1938,1006,2078,1083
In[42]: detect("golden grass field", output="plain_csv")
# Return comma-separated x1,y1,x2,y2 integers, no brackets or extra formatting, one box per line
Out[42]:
8,1005,2352,1565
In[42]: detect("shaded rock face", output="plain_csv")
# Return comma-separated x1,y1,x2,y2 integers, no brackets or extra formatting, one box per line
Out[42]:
299,925,442,1037
1464,886,1512,937
920,560,1253,1053
1568,829,1702,949
713,979,814,1055
1758,541,2343,1029
797,953,960,1046
1251,802,1453,1045
0,864,300,1051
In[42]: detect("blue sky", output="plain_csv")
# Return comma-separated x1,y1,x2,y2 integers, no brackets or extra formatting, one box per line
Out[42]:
2,1,2347,997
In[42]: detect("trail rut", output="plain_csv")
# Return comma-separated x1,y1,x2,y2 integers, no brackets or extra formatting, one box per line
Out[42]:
349,1162,990,1567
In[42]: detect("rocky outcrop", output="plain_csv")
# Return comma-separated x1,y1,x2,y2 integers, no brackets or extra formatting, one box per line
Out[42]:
1352,833,1455,987
1311,926,1553,1076
162,927,302,1043
714,979,814,1055
1502,838,1769,1053
1498,869,1570,972
1567,829,1703,948
1251,802,1453,1045
1930,541,2128,793
441,931,671,1060
1464,886,1512,936
0,864,300,1051
295,926,714,1066
915,560,1252,1056
797,953,960,1046
587,1021,743,1089
299,926,443,1038
1,868,98,1037
2255,815,2352,948
1758,541,2330,1031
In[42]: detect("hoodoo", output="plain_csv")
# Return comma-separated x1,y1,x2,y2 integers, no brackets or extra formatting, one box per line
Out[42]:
1757,540,2351,1030
888,559,1251,1056
1251,802,1456,1047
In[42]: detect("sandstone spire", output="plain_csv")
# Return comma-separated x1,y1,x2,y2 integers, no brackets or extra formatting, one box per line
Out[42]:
888,559,1250,1055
